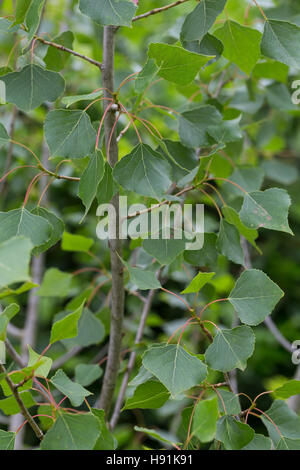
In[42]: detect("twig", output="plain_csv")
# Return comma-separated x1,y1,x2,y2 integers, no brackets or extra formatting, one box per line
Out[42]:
0,364,43,441
110,288,157,429
132,0,190,22
51,346,82,370
35,36,103,69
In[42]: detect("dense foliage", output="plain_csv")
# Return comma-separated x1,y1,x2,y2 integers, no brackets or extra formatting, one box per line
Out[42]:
0,0,300,451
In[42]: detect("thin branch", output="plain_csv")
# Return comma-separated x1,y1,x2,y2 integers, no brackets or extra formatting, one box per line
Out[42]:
132,0,190,22
0,364,44,441
51,346,82,370
5,339,25,368
35,36,103,69
110,287,157,429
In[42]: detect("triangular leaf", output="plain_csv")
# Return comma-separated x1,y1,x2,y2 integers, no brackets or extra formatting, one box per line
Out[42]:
205,326,255,372
45,109,96,159
229,269,284,326
142,343,207,397
0,65,65,111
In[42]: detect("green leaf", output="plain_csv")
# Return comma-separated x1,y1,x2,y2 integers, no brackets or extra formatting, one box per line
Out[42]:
229,269,284,326
0,429,16,450
124,380,170,410
97,162,118,205
79,151,105,220
50,301,84,344
148,43,213,85
161,140,198,183
62,90,102,108
0,237,33,289
276,437,300,450
135,59,158,94
205,326,255,372
79,0,137,27
261,20,300,69
217,219,244,266
192,396,219,442
224,167,264,198
113,143,172,200
242,434,272,450
222,206,260,253
27,345,52,378
0,208,52,248
0,65,65,111
0,123,9,146
214,20,261,74
216,416,254,449
31,207,64,256
91,408,117,450
123,260,161,290
181,271,215,294
50,369,92,407
274,380,300,400
261,400,300,446
217,389,241,416
45,109,96,159
41,412,100,450
37,268,72,298
142,344,207,397
239,188,293,234
184,233,218,268
134,426,180,447
0,281,38,300
262,159,298,186
181,0,226,42
252,60,288,83
183,33,224,61
62,308,105,348
44,31,74,72
75,364,103,387
0,391,36,416
0,304,20,341
178,105,222,148
62,232,94,253
25,0,45,41
15,0,32,24
207,118,243,145
142,230,187,266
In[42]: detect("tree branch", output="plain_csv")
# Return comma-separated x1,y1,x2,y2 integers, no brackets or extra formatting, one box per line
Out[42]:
35,36,103,70
132,0,190,22
96,26,125,415
110,288,157,429
0,364,43,441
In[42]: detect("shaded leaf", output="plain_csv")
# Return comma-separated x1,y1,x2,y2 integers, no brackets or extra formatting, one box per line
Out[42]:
205,326,255,372
124,381,170,410
0,65,65,111
45,109,96,159
0,237,33,289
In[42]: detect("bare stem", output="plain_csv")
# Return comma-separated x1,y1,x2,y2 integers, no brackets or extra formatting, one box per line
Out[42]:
133,0,190,22
97,26,125,416
0,364,43,441
35,36,103,69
